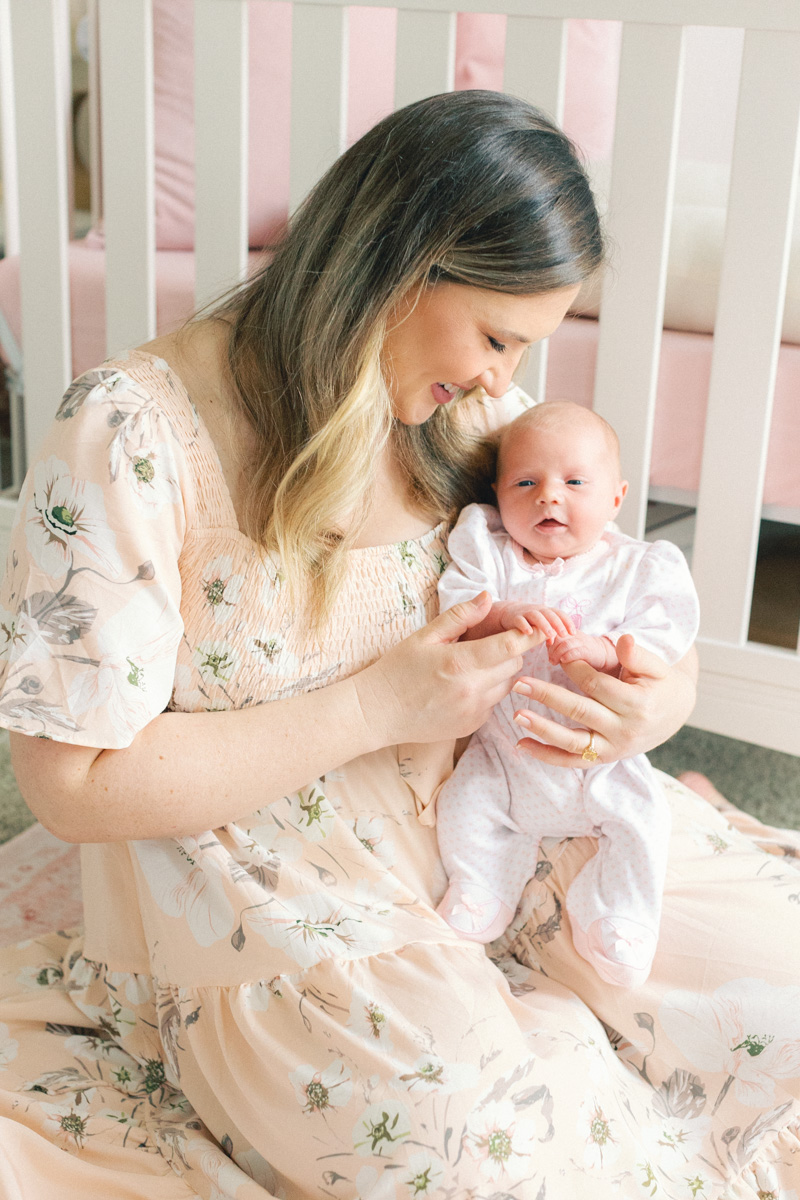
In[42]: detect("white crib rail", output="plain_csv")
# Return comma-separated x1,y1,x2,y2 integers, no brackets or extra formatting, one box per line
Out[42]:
7,0,72,472
1,0,799,753
194,0,249,310
592,24,684,541
98,0,156,354
503,16,568,404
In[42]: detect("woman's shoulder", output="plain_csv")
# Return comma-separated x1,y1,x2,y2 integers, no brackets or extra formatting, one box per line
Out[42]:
458,382,537,438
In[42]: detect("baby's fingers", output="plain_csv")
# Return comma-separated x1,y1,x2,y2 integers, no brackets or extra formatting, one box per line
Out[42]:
536,608,575,641
549,635,583,665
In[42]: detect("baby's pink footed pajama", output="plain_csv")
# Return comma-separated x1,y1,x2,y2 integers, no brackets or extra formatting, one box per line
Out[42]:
435,502,700,987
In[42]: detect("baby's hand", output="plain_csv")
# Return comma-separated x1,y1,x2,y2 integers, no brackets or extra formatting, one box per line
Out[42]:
550,633,620,672
499,604,575,642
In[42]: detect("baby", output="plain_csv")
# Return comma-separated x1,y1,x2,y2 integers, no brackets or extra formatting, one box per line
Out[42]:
435,400,699,987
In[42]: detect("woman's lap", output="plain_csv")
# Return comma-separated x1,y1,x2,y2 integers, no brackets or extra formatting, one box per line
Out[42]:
1,774,799,1198
503,771,800,1197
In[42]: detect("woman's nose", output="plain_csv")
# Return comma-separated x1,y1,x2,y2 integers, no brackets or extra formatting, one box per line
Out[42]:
477,358,517,399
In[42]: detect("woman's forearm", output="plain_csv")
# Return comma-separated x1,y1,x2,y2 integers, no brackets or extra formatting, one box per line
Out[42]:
14,674,383,844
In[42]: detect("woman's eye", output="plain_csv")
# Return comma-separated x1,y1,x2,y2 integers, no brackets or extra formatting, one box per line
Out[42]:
488,336,507,354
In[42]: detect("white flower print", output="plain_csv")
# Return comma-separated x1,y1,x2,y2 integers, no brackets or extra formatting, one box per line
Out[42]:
641,1113,711,1172
184,1138,254,1200
0,1022,19,1068
402,1150,445,1195
26,456,122,579
15,959,64,990
56,368,137,420
285,787,336,841
68,585,181,738
347,815,396,869
463,1100,537,1182
576,1095,621,1170
659,978,800,1107
122,440,182,515
39,1100,92,1150
289,1059,353,1115
247,626,299,673
105,969,152,1006
237,979,281,1008
745,1163,799,1200
690,823,735,856
392,1053,479,1096
348,986,394,1052
353,1100,411,1158
354,1166,397,1200
239,814,303,866
201,556,245,625
133,835,236,948
71,997,137,1042
352,878,402,920
193,639,240,686
247,890,390,969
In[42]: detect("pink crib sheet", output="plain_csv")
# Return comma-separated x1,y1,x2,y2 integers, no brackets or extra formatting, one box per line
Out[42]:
547,316,800,514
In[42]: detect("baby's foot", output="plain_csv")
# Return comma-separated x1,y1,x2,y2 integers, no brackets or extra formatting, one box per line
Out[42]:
573,917,657,988
437,882,514,944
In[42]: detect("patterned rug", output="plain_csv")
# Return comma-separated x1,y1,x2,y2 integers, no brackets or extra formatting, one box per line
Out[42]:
0,823,83,947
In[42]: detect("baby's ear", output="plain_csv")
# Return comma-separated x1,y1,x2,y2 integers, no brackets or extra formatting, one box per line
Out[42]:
491,480,497,494
613,479,628,513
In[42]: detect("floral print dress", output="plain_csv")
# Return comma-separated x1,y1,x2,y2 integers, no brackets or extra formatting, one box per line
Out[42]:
0,351,799,1200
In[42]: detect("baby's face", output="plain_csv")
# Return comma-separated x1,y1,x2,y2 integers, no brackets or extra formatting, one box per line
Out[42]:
493,418,627,563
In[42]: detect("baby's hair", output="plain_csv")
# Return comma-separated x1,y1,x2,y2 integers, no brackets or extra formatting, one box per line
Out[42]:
496,400,622,479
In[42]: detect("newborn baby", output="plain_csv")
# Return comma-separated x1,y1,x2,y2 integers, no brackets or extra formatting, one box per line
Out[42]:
436,400,699,987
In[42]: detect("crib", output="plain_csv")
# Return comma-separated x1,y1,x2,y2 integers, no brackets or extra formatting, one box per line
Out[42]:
0,0,799,756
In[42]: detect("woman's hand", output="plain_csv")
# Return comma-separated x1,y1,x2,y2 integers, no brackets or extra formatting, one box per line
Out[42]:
355,591,541,747
512,634,698,767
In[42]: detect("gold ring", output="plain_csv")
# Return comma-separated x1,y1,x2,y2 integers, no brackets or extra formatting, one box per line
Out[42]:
581,732,599,762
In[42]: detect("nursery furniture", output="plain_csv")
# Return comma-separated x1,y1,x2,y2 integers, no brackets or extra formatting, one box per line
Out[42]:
0,0,799,755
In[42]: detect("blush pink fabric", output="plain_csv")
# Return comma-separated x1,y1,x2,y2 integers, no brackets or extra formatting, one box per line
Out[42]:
546,316,800,510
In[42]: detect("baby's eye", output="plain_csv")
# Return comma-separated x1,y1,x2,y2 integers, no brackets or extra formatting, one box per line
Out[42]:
517,479,535,488
567,478,585,486
488,336,507,354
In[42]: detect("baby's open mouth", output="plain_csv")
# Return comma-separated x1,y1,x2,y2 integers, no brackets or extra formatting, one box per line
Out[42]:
536,517,565,528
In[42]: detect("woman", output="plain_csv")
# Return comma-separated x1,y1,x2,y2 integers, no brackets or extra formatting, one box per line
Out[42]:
0,91,797,1199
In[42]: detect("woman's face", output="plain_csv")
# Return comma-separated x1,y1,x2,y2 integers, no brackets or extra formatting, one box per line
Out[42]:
382,282,581,425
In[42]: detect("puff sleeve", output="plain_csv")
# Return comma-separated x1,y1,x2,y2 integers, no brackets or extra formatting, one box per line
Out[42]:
438,503,510,612
611,539,700,665
0,366,190,748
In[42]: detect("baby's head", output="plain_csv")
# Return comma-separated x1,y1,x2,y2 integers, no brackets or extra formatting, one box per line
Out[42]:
493,401,628,563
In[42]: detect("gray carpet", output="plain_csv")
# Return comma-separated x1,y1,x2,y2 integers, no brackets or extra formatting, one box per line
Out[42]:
0,724,798,845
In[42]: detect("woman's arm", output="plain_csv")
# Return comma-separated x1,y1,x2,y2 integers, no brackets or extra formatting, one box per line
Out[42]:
512,634,698,766
10,592,537,843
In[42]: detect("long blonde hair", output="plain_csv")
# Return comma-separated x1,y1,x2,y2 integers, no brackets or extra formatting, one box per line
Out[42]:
219,90,604,622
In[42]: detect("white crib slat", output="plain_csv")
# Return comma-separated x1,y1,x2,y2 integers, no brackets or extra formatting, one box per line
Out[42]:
592,23,684,539
98,0,155,355
504,16,568,404
8,0,72,464
692,30,800,647
0,0,21,259
290,4,348,213
194,0,248,310
503,15,567,118
394,9,456,111
87,1,102,234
